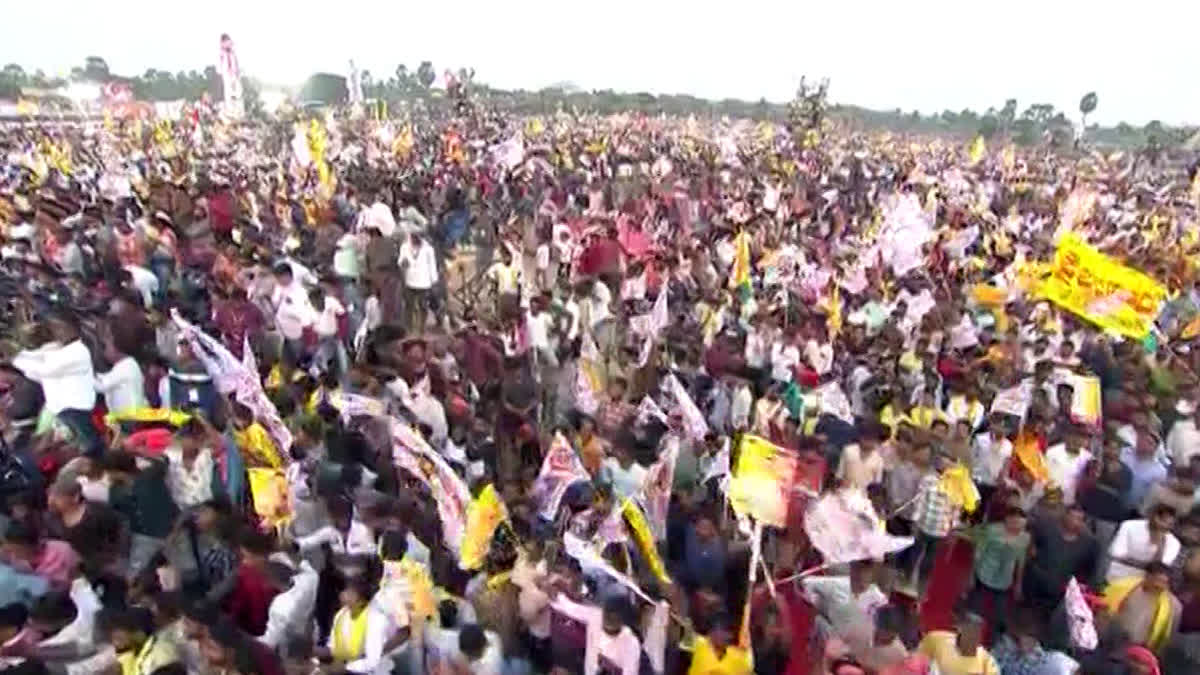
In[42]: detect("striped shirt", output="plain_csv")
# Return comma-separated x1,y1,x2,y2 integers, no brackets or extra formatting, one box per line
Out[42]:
912,474,959,537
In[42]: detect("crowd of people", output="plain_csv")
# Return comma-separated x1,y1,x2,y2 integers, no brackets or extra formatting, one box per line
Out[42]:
0,87,1198,675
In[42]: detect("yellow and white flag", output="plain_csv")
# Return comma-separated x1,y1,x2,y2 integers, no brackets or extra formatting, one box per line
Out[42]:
459,484,508,571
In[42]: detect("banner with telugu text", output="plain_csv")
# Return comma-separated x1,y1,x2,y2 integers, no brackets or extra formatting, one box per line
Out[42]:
1039,233,1167,339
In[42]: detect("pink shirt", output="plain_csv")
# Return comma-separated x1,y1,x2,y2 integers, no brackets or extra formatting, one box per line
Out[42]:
35,540,80,589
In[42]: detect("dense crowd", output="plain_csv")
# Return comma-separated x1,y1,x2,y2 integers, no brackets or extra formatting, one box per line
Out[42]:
0,90,1198,675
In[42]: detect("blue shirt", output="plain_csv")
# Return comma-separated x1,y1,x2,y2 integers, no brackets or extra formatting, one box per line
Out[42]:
1120,446,1168,509
0,563,48,607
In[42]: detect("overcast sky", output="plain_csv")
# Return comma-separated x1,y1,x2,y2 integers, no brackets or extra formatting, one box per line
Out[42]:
3,0,1196,126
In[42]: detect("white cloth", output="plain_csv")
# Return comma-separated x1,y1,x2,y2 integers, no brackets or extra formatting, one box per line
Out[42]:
770,342,800,382
297,521,377,557
259,561,320,649
805,339,834,376
430,628,503,675
399,239,439,290
315,296,346,338
271,281,317,340
802,576,888,651
1166,418,1200,467
551,595,642,675
730,385,753,430
970,433,1013,487
94,356,146,413
39,577,102,654
326,605,391,674
744,328,770,369
1107,519,1182,581
162,446,216,508
124,265,159,307
359,202,397,237
1044,444,1092,505
12,340,97,413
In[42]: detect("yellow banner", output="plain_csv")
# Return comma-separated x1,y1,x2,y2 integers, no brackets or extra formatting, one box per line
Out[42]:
459,484,507,570
104,407,192,427
1039,233,1167,338
729,434,797,528
622,499,671,585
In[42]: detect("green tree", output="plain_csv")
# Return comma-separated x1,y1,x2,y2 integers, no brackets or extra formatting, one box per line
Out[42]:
1021,103,1055,126
1,63,26,84
241,77,264,118
416,61,435,90
394,64,412,94
83,56,109,81
979,114,1001,139
299,73,349,103
999,99,1018,133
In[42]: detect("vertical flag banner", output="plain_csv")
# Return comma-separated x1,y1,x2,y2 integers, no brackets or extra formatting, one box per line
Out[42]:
532,433,590,520
729,230,752,300
217,33,243,117
622,499,671,585
460,485,508,570
1070,375,1102,427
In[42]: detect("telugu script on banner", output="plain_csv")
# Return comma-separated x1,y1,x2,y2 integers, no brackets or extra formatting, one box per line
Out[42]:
1039,233,1167,339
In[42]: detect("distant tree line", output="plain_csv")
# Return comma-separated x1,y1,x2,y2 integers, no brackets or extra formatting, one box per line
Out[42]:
2,57,1195,151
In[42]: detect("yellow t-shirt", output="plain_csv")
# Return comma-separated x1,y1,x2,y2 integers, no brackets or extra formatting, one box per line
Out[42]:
917,631,999,675
688,636,752,675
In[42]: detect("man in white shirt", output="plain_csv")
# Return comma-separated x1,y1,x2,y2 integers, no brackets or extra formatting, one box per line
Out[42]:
94,340,146,415
551,593,642,675
1044,428,1092,506
1106,505,1182,581
770,335,801,383
1166,406,1200,467
31,578,104,668
970,426,1014,501
325,578,392,675
398,232,439,333
259,560,320,651
805,337,834,376
312,282,349,377
270,263,317,364
357,196,397,237
12,320,100,456
802,561,889,653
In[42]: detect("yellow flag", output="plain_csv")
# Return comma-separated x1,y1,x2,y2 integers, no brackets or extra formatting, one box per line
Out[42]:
967,135,986,166
460,484,508,570
1012,432,1050,484
937,463,980,513
1001,145,1015,172
824,284,842,338
248,468,291,530
729,230,752,297
622,499,671,585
